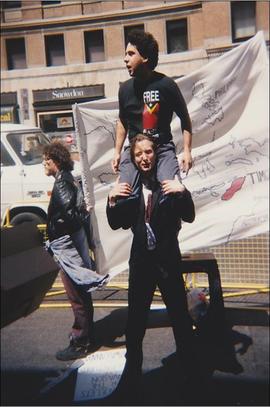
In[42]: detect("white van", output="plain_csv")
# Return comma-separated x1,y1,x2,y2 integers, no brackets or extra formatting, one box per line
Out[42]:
1,123,80,226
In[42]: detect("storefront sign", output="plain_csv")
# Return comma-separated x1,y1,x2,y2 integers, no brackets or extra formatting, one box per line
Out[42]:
1,110,13,123
52,89,84,99
33,85,104,104
0,93,18,123
0,106,16,123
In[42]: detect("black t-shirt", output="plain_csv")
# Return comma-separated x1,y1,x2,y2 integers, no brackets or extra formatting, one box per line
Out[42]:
118,71,192,143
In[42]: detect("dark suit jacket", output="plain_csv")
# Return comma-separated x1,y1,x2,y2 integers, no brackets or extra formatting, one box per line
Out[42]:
106,186,195,270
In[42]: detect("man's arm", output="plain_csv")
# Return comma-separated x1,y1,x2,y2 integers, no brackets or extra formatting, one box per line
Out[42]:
106,178,137,230
108,177,132,206
111,119,127,173
161,177,195,223
180,129,192,174
168,79,193,174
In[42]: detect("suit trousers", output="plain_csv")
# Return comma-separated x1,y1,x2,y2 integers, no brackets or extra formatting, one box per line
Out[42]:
126,256,194,367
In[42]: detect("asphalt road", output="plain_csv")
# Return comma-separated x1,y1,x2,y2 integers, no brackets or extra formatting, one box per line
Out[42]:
1,302,269,406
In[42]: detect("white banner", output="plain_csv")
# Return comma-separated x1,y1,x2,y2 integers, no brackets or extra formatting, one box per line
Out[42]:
73,32,269,277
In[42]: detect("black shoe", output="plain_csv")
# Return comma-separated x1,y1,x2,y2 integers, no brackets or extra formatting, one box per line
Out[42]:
55,339,96,361
108,360,142,404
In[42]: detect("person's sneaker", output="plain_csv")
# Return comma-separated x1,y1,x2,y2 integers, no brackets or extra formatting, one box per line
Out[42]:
55,339,96,361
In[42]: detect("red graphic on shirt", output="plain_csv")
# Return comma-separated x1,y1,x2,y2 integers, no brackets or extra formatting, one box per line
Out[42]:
143,102,160,132
221,176,246,201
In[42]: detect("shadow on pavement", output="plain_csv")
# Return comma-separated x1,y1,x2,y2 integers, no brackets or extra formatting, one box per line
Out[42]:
1,367,70,406
1,306,268,406
37,354,269,406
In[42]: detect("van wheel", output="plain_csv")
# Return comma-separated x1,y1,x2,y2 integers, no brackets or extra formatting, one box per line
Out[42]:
10,213,45,226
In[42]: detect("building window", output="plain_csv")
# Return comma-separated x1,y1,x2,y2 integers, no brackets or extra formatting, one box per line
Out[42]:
166,19,188,54
231,1,256,43
7,132,50,166
84,30,105,63
38,111,74,135
124,24,144,47
1,1,21,9
1,142,15,167
42,0,61,5
45,34,65,67
6,38,26,70
37,111,77,152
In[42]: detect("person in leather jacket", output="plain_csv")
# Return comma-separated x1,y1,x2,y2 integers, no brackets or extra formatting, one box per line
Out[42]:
43,142,108,361
47,169,82,241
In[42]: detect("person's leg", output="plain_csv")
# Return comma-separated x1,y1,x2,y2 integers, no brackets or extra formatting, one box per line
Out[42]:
156,142,181,204
125,260,157,370
156,142,180,183
112,260,156,401
56,270,95,360
158,264,215,394
157,264,199,381
61,270,95,341
119,146,141,200
158,266,194,353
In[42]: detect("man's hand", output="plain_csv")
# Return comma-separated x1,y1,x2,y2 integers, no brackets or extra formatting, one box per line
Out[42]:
162,176,186,195
108,177,132,205
179,149,192,174
111,152,121,173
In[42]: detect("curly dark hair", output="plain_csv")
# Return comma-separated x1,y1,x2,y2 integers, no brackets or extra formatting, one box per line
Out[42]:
127,30,159,70
43,141,74,172
130,133,157,163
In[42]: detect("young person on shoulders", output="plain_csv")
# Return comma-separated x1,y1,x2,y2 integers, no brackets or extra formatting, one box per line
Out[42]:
111,30,192,201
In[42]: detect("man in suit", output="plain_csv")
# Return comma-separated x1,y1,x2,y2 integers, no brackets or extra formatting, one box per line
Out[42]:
106,134,196,390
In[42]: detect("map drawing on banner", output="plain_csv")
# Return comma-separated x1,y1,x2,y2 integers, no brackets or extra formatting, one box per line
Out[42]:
73,31,269,277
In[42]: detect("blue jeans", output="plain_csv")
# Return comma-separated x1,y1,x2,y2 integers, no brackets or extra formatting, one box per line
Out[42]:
71,227,95,270
47,230,105,289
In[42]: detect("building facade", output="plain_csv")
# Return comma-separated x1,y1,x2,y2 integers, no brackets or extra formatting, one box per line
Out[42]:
1,0,269,136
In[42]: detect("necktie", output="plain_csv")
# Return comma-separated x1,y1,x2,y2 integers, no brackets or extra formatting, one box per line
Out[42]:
145,192,156,250
145,192,152,224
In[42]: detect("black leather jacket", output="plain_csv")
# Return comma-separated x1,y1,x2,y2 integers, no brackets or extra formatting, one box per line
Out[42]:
47,170,82,241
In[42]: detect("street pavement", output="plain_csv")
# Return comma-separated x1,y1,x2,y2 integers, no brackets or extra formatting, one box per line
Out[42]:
1,292,269,407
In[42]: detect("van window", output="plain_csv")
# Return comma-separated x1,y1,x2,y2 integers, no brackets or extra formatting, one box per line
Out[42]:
6,131,50,165
1,142,15,166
